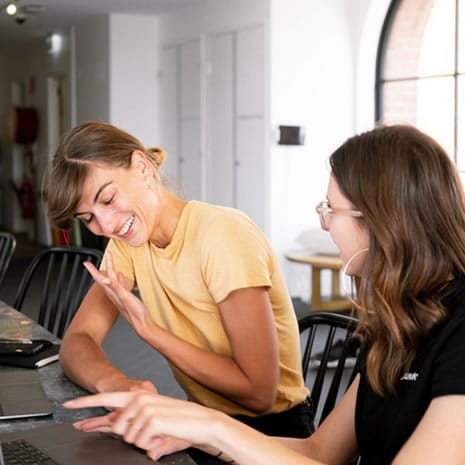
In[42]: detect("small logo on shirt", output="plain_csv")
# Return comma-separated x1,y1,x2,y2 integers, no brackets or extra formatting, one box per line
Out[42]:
400,372,419,381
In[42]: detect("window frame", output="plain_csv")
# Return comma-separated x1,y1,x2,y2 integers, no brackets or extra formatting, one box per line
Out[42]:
375,0,462,164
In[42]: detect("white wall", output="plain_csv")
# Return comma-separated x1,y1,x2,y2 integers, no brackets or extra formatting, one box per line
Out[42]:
75,17,110,123
270,0,354,297
109,14,160,146
270,0,391,299
351,0,392,132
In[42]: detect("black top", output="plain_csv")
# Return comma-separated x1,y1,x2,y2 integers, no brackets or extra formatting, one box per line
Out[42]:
355,276,465,465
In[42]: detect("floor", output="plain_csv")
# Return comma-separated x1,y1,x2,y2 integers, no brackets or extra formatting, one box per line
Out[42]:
0,234,185,399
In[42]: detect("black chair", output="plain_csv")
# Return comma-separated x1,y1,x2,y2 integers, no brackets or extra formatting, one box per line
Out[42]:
299,311,362,427
13,246,103,338
0,232,16,289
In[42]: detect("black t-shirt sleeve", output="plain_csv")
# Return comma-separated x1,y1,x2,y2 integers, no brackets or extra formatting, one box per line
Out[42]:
431,311,465,397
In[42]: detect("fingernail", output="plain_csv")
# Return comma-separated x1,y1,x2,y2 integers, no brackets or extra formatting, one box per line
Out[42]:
102,278,111,285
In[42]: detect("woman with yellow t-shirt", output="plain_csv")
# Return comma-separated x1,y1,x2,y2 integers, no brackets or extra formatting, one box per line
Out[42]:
47,121,312,464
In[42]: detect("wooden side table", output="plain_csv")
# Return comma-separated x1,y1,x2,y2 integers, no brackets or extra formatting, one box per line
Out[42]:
286,252,351,311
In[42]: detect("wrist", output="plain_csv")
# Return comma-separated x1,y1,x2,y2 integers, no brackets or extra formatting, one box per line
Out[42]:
208,411,234,450
138,321,164,351
94,371,130,392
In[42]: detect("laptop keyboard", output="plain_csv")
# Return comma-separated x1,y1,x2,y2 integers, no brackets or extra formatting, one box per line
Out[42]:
1,439,59,465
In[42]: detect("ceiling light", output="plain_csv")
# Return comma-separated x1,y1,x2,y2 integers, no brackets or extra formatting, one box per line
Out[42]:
46,32,64,55
6,2,17,15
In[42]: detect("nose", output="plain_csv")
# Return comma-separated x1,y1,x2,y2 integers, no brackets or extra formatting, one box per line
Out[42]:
98,215,117,236
87,211,116,237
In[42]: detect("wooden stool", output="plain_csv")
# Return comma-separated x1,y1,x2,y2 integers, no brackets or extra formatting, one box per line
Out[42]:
286,252,351,311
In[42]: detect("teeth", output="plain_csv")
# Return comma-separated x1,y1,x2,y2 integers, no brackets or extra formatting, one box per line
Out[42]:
117,215,134,236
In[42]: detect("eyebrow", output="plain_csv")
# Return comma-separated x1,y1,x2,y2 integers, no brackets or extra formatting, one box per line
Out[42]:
74,181,112,216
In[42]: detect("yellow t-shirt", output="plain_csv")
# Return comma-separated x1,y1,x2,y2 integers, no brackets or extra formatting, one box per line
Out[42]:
103,201,308,416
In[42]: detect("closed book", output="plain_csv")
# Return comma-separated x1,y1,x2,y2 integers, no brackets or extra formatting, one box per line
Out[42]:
0,340,59,369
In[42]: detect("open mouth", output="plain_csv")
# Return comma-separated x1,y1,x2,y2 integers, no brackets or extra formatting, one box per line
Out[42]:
117,215,135,237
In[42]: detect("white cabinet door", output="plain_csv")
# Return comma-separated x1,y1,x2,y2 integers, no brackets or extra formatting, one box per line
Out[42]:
159,46,179,186
179,40,203,200
160,25,267,228
236,118,266,231
180,41,201,118
180,118,202,200
236,26,265,117
235,26,267,231
208,32,234,208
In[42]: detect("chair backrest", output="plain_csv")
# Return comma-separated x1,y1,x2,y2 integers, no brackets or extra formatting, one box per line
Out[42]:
0,231,16,286
299,311,362,427
13,246,103,339
0,232,16,289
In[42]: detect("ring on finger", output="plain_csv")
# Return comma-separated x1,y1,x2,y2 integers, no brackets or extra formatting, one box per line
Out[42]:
127,419,142,430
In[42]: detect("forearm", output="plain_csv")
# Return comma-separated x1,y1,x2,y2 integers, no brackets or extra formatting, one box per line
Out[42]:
59,332,129,393
209,414,324,465
275,436,325,462
141,323,274,412
64,392,323,465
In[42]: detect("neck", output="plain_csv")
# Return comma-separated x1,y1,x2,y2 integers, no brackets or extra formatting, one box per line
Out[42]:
150,188,187,248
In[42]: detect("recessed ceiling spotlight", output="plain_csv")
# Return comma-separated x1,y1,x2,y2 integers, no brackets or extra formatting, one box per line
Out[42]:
6,2,17,15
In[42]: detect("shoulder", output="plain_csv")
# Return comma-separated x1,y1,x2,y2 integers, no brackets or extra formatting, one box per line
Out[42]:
187,201,264,236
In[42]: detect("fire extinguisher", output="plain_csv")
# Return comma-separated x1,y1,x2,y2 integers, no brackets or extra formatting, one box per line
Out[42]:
10,178,34,219
19,179,34,219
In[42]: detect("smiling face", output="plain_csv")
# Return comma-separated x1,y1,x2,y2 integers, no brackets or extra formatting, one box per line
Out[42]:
325,174,369,276
74,152,159,247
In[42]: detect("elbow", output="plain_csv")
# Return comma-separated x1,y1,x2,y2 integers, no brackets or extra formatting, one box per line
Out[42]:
58,335,71,366
240,385,278,414
58,342,75,381
58,333,80,373
58,330,93,371
247,398,276,415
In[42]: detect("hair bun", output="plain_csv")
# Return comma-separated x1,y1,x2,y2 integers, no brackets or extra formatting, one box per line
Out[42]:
147,147,166,167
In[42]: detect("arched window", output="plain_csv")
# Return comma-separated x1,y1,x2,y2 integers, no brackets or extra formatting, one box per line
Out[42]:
376,0,465,169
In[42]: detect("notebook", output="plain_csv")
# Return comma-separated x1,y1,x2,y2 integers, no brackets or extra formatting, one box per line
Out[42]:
0,422,197,465
0,340,60,369
0,370,52,420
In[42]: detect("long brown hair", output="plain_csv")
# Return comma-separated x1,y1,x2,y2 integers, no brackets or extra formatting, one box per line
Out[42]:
46,121,165,229
330,124,465,394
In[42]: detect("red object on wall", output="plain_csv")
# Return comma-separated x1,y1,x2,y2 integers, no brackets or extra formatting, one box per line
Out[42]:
8,107,39,145
18,179,34,219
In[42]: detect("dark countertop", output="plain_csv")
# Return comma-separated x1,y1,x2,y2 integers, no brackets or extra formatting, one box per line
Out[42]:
0,302,197,465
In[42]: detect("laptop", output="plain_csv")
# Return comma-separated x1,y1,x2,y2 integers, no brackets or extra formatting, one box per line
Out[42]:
0,422,197,465
0,370,52,420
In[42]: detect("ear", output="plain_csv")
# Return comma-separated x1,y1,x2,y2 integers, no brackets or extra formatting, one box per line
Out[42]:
130,150,153,177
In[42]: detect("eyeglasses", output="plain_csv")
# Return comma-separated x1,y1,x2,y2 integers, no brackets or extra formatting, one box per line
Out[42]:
316,200,363,230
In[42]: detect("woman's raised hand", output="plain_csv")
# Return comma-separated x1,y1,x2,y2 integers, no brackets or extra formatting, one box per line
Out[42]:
83,253,154,335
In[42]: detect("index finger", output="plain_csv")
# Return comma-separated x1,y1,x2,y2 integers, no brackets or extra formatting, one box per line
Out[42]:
63,392,134,410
